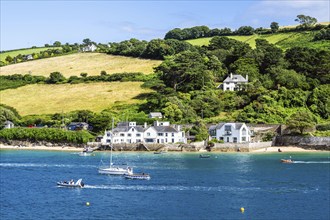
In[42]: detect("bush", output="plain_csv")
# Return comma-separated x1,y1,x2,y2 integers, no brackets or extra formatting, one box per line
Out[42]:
316,123,330,131
0,127,94,144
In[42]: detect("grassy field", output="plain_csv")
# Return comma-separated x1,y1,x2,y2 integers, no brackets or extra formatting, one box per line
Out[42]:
0,53,162,77
0,82,151,116
186,31,330,50
0,47,62,62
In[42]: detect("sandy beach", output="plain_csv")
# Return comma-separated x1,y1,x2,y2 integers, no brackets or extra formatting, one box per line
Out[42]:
1,144,326,153
250,146,320,153
0,144,82,152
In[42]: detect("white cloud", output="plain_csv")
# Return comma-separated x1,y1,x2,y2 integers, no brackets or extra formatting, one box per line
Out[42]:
243,0,329,26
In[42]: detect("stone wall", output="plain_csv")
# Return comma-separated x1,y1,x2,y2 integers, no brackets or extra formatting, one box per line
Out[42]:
211,141,272,152
274,136,330,150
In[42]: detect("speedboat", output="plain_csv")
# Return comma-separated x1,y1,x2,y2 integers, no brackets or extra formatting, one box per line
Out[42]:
281,159,293,163
199,154,211,158
124,173,151,180
57,179,84,188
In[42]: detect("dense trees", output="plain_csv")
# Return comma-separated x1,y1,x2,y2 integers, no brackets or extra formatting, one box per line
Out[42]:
286,111,317,134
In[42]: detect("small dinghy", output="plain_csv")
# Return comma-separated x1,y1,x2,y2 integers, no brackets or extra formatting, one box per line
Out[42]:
281,159,293,163
57,179,84,188
199,154,211,158
124,173,151,180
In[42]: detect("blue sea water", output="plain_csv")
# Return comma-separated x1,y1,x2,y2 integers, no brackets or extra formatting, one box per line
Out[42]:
0,150,329,220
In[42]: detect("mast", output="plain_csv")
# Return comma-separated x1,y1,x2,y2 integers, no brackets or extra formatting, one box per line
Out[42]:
110,118,114,167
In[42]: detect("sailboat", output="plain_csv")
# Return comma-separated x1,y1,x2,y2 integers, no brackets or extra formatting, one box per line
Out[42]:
98,119,133,175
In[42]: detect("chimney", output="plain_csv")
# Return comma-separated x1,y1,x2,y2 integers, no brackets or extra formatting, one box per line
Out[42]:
246,74,248,82
144,122,147,128
230,73,233,79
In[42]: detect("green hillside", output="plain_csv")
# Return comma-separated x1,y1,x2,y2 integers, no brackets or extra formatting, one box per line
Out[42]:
0,47,62,62
186,31,330,50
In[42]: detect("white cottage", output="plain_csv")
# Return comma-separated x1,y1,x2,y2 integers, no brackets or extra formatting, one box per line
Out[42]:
101,121,186,145
221,73,248,91
144,121,186,144
209,122,251,143
101,122,145,144
81,44,97,52
4,120,14,129
148,112,163,119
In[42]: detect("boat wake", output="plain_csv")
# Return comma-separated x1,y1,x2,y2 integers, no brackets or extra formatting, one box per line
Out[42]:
0,163,97,168
293,161,330,164
82,184,261,192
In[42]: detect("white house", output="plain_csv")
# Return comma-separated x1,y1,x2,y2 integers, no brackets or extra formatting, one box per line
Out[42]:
4,120,14,129
81,44,97,52
209,122,251,143
221,73,248,91
101,122,145,144
144,121,186,144
101,121,186,145
148,112,163,119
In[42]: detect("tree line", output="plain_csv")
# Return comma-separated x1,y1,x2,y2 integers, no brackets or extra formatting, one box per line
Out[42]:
164,15,328,41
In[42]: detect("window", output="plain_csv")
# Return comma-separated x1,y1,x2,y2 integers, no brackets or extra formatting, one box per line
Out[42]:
120,133,124,137
242,128,247,135
147,133,150,136
233,137,237,143
220,137,224,141
226,137,229,142
136,133,141,137
107,133,110,137
242,137,246,142
225,125,231,131
165,133,168,137
158,133,163,136
128,133,131,137
172,133,174,137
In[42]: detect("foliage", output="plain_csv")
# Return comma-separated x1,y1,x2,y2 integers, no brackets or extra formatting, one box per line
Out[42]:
46,72,66,84
295,14,317,28
286,111,317,134
0,75,46,90
156,51,216,92
313,28,330,41
0,127,94,144
316,123,330,131
307,85,330,119
270,22,279,33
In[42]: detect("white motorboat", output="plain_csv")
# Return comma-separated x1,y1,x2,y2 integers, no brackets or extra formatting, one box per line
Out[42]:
57,179,84,188
124,173,151,180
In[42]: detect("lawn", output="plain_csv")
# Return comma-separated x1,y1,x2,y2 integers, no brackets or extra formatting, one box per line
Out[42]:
0,47,62,62
0,82,152,116
0,53,162,77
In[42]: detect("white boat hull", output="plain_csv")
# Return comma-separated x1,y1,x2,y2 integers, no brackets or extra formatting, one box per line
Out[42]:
98,167,133,175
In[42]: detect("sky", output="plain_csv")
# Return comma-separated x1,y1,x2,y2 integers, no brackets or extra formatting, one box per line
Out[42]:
1,0,329,51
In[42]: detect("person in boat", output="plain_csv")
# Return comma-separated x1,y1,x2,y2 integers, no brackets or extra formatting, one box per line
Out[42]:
278,148,282,152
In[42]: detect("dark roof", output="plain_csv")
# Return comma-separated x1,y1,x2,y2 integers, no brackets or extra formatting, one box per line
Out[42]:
209,123,245,131
153,126,178,133
113,124,145,133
